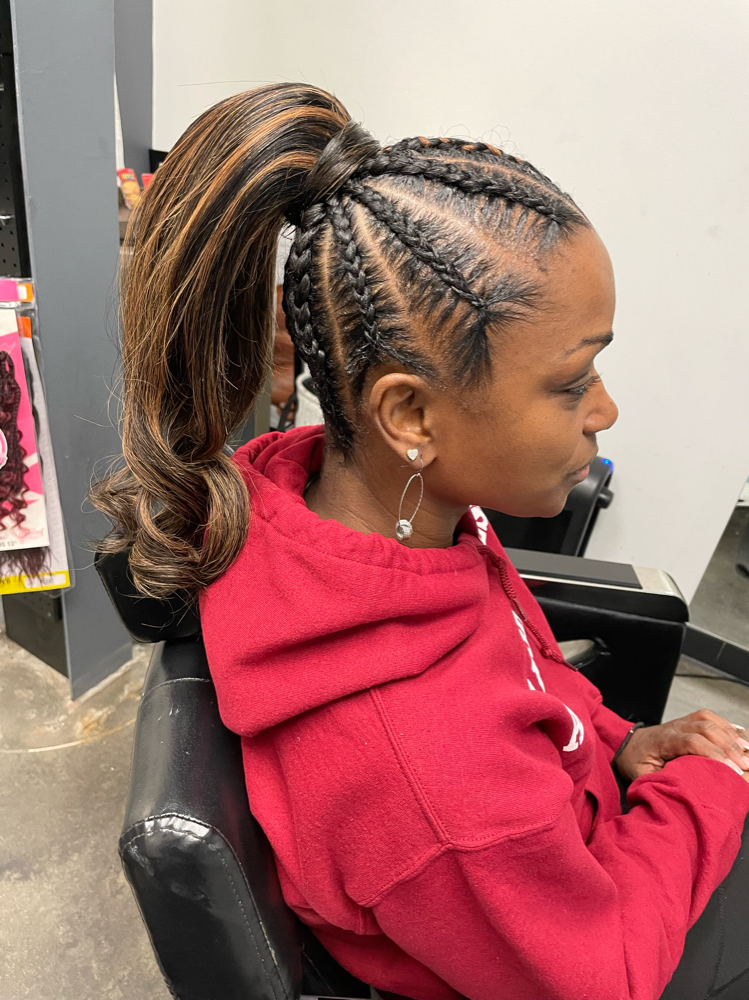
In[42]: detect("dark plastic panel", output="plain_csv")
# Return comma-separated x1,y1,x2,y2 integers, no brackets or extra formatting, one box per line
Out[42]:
506,547,641,589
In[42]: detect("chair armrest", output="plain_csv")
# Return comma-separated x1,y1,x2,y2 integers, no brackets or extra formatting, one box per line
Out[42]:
505,548,688,622
505,550,688,726
557,639,599,670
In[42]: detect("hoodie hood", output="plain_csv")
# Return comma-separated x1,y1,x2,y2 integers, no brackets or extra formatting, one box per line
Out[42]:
201,425,516,738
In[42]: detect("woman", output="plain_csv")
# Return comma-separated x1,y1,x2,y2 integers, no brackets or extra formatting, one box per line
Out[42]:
95,84,749,1000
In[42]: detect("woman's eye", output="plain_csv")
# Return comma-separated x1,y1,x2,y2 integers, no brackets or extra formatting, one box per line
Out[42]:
567,374,602,398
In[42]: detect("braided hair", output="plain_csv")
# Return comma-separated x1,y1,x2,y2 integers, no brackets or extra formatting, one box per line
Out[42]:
92,83,590,598
283,132,589,452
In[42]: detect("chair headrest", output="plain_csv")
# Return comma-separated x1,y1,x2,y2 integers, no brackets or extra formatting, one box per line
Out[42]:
95,547,201,643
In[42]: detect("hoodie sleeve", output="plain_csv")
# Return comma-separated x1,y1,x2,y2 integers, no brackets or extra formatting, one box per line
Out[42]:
371,756,749,1000
590,699,637,758
570,669,638,759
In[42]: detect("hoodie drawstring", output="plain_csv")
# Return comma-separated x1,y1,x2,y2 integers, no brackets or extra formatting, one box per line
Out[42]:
476,544,567,666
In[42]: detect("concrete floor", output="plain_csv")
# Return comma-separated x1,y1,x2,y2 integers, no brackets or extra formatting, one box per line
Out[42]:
0,636,170,1000
668,655,749,726
690,505,749,650
2,639,749,1000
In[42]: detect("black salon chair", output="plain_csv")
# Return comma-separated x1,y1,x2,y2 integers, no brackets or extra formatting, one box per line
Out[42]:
96,545,688,1000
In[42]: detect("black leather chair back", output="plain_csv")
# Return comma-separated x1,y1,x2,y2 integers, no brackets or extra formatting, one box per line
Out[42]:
97,550,371,1000
121,636,303,1000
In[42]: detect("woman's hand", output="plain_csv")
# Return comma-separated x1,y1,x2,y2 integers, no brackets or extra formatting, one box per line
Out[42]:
615,710,749,783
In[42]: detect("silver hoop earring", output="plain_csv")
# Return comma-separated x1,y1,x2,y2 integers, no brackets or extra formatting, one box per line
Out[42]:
395,453,424,542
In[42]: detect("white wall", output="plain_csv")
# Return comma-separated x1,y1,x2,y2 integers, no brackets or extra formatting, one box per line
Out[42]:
153,0,749,601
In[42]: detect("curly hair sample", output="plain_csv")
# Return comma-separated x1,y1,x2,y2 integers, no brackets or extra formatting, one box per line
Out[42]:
0,350,48,580
0,350,28,529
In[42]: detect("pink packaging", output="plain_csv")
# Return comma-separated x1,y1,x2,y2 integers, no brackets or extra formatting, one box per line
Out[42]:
0,312,49,550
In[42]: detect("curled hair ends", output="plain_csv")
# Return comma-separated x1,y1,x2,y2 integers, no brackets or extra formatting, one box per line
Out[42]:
92,83,362,598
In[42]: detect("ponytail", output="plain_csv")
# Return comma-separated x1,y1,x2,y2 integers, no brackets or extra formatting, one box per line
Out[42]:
92,84,353,598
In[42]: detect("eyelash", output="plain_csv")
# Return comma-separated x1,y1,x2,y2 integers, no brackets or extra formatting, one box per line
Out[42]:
567,373,602,398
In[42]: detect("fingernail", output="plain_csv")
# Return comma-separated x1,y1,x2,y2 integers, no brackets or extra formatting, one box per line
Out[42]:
726,760,745,776
732,723,746,730
739,738,749,752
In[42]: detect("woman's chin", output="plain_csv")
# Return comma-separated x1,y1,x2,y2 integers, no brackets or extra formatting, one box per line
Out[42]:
489,492,569,519
535,496,570,518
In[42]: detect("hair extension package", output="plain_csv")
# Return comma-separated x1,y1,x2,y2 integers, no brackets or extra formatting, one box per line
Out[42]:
0,280,70,593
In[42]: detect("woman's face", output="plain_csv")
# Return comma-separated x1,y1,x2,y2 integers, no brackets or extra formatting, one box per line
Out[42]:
399,226,619,520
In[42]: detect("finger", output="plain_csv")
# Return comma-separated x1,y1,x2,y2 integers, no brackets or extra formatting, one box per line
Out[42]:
686,709,749,751
689,721,749,771
717,720,749,750
723,760,746,777
690,711,749,753
689,708,740,734
683,732,749,773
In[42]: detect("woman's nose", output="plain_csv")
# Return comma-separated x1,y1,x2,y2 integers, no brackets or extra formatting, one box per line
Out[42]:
586,383,618,435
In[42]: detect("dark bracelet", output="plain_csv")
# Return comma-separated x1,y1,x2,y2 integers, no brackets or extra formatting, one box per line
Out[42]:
613,721,645,762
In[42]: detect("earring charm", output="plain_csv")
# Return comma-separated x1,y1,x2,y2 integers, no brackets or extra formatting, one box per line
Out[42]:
396,454,424,542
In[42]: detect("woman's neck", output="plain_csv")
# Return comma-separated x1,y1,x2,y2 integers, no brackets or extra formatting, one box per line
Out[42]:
304,450,465,549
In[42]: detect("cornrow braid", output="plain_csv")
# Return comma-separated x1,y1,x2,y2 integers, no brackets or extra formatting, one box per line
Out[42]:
285,205,357,450
373,138,572,225
344,180,489,315
431,141,573,208
385,135,505,160
357,150,579,226
382,136,558,187
324,196,442,395
326,197,383,394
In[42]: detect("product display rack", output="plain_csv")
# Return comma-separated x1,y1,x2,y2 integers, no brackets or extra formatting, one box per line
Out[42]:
0,2,29,277
5,0,133,697
0,2,67,667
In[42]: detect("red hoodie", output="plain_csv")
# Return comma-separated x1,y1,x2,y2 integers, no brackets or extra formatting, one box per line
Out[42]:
201,426,749,1000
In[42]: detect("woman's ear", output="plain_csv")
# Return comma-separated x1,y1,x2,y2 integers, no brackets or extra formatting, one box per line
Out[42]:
368,373,436,465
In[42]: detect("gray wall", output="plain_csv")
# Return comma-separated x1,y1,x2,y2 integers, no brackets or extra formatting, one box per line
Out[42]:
11,0,132,697
114,0,153,177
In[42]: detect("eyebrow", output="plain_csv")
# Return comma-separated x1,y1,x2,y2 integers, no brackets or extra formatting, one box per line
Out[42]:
562,331,614,358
